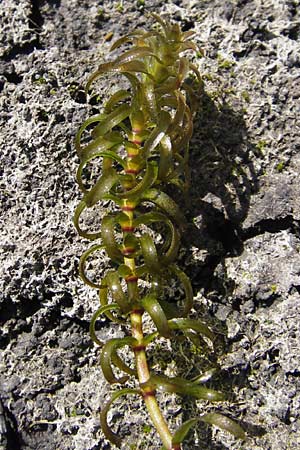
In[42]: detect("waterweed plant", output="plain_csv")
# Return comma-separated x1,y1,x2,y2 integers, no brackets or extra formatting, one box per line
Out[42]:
74,14,245,449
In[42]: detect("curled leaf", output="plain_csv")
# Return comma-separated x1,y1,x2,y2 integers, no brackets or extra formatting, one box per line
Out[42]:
79,244,104,289
149,374,224,402
201,413,246,440
171,91,186,131
73,200,102,240
91,104,132,137
168,318,214,343
134,211,180,264
171,413,245,446
98,282,126,324
90,303,120,346
110,30,146,51
101,215,123,263
100,336,137,384
158,135,173,181
104,90,131,113
100,388,140,447
117,160,158,199
143,110,171,158
77,149,124,193
116,46,159,65
75,113,106,154
176,57,190,88
79,130,123,159
85,168,118,207
140,233,160,274
117,60,155,78
142,188,186,229
117,264,133,279
141,294,170,337
106,271,131,313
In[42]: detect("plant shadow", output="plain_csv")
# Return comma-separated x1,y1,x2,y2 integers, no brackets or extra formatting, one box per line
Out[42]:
164,90,266,448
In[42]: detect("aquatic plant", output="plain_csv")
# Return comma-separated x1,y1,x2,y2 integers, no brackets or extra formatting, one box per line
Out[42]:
74,14,245,449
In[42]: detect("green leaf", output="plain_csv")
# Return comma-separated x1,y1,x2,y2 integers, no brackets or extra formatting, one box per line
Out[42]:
143,82,158,119
142,188,186,229
90,303,120,346
141,294,170,337
80,131,123,159
143,110,171,158
149,374,225,401
142,331,159,346
190,62,202,83
164,228,180,265
150,12,170,35
100,337,136,384
172,418,198,446
122,72,142,95
104,90,131,113
75,113,106,154
101,214,123,263
180,40,198,53
85,168,118,207
98,282,126,324
201,413,246,440
171,413,245,446
176,57,190,88
85,62,114,92
73,200,102,241
110,30,146,51
133,211,168,227
91,104,132,137
117,160,158,199
158,298,182,319
90,59,154,81
77,149,124,193
116,46,158,65
117,264,133,278
168,318,214,343
171,91,186,131
111,350,136,377
133,211,180,264
79,244,104,289
182,81,200,115
100,388,140,447
158,135,173,180
140,233,160,274
173,102,193,144
106,271,131,313
78,129,123,159
119,61,154,78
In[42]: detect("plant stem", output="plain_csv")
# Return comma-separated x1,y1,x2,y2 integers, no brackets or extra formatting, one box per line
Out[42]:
123,233,176,448
122,127,181,450
131,310,177,450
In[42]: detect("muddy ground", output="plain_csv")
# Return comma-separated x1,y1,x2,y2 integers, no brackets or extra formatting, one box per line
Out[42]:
0,1,299,449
